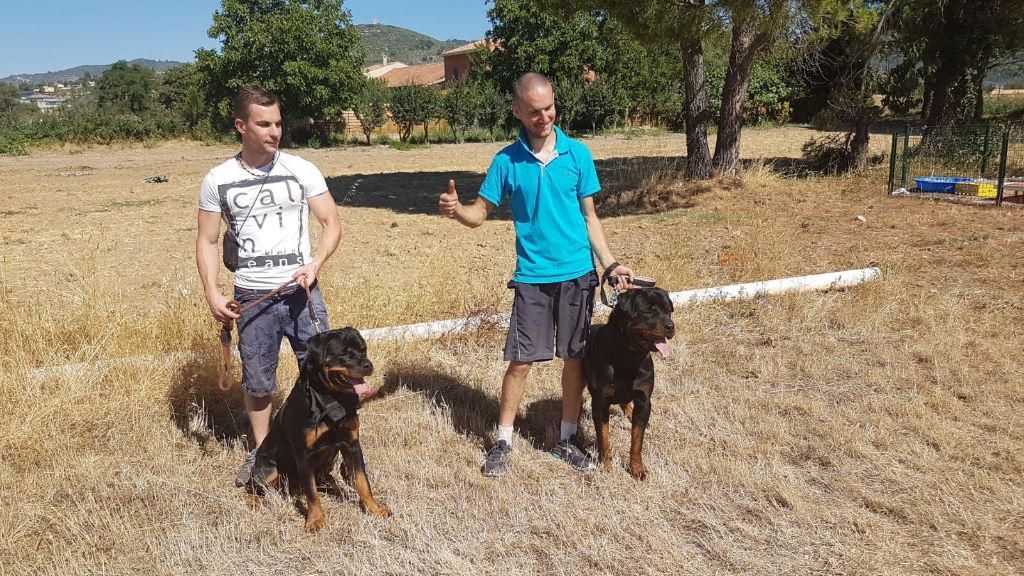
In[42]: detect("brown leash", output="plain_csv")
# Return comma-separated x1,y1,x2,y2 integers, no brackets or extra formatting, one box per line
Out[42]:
217,280,322,391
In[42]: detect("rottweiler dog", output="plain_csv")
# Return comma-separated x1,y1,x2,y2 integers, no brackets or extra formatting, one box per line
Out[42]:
246,327,391,532
583,287,675,479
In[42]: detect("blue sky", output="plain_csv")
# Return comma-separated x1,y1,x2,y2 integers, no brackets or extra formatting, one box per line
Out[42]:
1,0,492,78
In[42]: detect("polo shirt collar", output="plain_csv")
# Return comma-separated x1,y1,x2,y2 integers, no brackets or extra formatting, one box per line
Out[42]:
517,125,571,156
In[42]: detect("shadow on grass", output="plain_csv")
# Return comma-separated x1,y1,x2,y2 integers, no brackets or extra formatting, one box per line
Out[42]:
382,361,500,446
165,333,288,451
326,155,828,220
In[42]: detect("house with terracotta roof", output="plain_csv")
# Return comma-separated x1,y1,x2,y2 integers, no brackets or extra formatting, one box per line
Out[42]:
442,40,491,83
377,62,446,88
364,60,409,79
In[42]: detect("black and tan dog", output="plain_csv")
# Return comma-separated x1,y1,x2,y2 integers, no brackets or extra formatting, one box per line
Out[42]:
583,287,675,479
246,327,391,532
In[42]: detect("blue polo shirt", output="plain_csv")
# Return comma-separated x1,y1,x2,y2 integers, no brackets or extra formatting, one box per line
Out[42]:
478,126,601,284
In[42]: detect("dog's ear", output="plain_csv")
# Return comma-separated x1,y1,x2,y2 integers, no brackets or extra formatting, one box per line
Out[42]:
656,288,674,313
616,289,640,315
338,326,367,351
305,331,329,368
610,289,638,327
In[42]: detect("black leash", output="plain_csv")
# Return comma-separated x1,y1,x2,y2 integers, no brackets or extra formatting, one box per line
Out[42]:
599,261,657,308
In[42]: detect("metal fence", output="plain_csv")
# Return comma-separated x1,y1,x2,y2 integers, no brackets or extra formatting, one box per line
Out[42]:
887,121,1024,206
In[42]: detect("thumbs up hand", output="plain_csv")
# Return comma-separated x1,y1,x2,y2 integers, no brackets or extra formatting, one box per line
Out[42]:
439,179,460,218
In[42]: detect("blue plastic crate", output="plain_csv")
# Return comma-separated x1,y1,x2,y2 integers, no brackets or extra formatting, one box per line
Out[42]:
914,176,973,193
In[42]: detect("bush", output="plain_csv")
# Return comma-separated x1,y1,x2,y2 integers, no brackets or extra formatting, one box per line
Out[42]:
802,133,886,174
802,134,851,173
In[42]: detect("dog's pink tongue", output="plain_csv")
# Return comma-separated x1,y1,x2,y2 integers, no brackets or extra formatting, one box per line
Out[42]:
349,378,371,397
654,340,670,358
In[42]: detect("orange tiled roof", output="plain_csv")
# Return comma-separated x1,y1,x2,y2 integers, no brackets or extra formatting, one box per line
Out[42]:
380,62,445,87
442,39,491,57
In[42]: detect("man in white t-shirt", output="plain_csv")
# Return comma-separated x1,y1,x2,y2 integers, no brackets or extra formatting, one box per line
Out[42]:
196,86,341,486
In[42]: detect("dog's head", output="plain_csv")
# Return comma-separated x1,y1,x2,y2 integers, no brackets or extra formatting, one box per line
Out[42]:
610,287,675,358
303,327,373,397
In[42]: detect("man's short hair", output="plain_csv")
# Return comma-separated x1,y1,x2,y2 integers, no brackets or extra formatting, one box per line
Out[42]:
513,72,552,102
232,86,280,121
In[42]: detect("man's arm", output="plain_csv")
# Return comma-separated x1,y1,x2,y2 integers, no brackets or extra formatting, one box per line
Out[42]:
196,209,238,325
294,191,341,287
439,179,494,228
581,196,632,288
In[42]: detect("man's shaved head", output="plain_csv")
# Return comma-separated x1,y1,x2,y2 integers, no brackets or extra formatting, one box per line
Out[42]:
513,72,552,102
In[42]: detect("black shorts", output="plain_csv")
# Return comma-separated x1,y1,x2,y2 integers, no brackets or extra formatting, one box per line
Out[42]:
503,271,598,362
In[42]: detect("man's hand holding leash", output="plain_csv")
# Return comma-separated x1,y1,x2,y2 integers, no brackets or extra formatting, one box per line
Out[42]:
207,292,241,328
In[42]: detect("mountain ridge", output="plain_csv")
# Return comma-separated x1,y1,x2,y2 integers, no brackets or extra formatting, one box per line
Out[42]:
2,25,478,85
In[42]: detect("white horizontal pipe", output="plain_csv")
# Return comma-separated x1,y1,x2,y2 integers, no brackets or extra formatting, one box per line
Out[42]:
360,266,882,342
22,267,880,378
663,266,882,307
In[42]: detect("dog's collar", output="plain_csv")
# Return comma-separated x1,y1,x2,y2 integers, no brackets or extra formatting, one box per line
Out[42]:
302,378,350,426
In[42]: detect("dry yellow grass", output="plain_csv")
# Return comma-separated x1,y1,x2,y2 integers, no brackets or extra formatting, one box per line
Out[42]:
1,126,1022,575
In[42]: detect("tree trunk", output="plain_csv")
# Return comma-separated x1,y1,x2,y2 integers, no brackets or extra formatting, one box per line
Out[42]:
925,71,956,126
973,66,985,122
849,115,871,172
921,75,933,121
681,39,713,180
713,22,766,176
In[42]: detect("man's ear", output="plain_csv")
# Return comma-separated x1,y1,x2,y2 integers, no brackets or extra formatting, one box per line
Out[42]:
234,117,246,135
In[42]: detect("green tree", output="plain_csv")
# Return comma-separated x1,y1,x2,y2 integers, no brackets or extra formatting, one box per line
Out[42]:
797,1,895,172
156,63,205,129
579,79,627,134
0,85,20,117
473,82,511,140
547,0,845,177
97,60,155,114
442,80,479,143
195,0,365,134
551,77,584,131
485,0,678,136
389,85,438,142
420,87,442,143
352,77,390,145
892,0,1024,125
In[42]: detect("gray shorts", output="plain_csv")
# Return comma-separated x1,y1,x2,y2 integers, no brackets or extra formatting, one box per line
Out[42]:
504,271,598,362
235,282,330,397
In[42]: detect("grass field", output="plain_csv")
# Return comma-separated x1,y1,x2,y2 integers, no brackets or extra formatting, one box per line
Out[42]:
1,126,1022,575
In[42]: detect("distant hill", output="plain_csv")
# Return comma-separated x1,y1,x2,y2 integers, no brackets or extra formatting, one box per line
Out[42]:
356,24,471,67
1,59,184,85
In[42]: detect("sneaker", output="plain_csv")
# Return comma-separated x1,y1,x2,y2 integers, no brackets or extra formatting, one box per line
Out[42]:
551,435,596,472
481,440,512,477
235,448,257,487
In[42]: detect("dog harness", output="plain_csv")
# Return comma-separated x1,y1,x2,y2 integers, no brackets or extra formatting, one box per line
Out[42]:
300,377,349,426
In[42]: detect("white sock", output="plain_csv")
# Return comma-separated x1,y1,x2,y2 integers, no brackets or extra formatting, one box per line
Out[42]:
496,425,514,447
559,420,578,442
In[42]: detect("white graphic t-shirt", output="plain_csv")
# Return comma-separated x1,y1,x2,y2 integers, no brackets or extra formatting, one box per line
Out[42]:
198,151,329,290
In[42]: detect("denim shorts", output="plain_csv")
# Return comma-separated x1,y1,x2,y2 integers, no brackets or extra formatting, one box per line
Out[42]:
503,271,598,362
235,282,330,397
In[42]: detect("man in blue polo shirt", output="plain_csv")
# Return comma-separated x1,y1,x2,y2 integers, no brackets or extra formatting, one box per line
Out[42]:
439,72,634,477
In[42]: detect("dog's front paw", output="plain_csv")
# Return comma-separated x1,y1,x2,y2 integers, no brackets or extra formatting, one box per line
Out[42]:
245,494,263,509
627,460,648,480
365,502,392,518
304,507,326,533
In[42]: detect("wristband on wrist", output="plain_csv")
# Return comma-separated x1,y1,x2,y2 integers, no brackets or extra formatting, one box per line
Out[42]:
602,261,620,281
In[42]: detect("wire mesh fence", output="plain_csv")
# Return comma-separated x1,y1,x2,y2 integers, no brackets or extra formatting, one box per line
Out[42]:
887,121,1024,206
